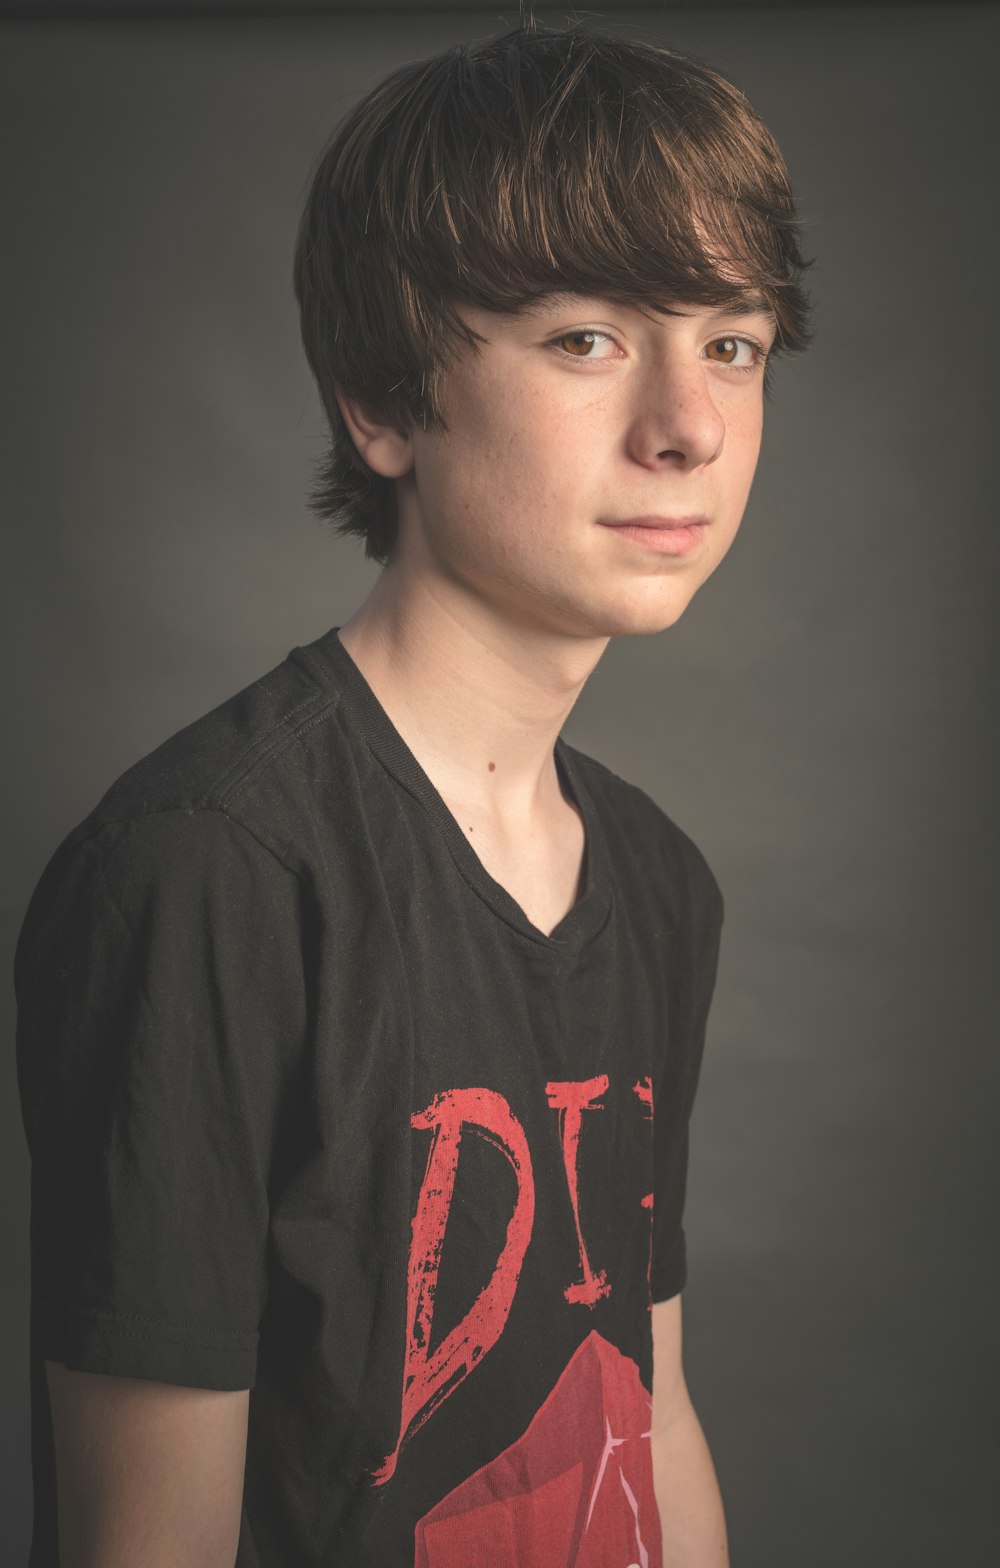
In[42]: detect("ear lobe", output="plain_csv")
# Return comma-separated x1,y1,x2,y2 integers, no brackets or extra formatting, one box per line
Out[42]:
334,385,414,480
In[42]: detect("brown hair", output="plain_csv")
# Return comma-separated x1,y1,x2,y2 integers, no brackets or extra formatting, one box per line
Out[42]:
293,18,813,564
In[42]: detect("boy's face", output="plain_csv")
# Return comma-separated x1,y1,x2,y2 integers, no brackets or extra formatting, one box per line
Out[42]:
389,289,777,641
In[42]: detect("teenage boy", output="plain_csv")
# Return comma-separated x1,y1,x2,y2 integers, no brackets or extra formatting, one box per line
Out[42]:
15,19,811,1568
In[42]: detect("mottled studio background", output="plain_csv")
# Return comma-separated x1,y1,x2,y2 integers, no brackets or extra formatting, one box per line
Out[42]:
2,2,997,1563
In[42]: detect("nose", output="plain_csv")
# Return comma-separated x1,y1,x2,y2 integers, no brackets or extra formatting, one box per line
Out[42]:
627,353,726,471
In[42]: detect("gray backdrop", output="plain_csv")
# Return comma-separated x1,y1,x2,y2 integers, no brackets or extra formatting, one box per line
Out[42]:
3,5,997,1563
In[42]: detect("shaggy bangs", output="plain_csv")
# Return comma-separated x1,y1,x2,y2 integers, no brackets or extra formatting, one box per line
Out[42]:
293,22,814,563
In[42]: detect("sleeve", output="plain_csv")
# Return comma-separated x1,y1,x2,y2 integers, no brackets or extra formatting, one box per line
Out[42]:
649,836,725,1303
15,808,308,1390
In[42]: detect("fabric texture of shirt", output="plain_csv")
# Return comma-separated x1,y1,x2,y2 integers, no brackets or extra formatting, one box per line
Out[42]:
15,624,724,1567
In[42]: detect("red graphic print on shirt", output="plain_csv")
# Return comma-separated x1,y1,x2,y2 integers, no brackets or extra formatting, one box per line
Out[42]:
633,1076,654,1297
375,1077,657,1488
372,1087,535,1485
413,1331,662,1568
546,1075,611,1307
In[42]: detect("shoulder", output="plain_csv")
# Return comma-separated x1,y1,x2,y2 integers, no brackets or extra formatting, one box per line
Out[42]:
15,642,349,970
31,639,353,884
562,740,724,932
80,643,338,830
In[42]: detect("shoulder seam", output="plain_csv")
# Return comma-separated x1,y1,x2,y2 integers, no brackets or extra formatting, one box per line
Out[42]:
206,686,328,800
57,805,306,885
217,696,342,809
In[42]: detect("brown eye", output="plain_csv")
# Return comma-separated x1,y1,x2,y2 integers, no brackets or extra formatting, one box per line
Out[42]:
704,335,762,371
558,331,600,357
706,336,740,363
549,328,616,361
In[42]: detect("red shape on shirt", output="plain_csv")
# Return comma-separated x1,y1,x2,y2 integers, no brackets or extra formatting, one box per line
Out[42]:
413,1330,661,1568
633,1077,653,1118
545,1075,611,1307
633,1073,654,1210
372,1087,535,1486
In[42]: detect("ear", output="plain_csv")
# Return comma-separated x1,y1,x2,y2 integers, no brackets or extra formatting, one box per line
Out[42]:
334,386,414,480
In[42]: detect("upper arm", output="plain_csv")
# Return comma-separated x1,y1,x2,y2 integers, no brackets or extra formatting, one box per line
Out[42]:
651,1294,693,1434
45,1359,249,1568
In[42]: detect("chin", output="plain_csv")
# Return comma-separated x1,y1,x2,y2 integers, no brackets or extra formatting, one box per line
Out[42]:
512,572,702,641
588,587,701,639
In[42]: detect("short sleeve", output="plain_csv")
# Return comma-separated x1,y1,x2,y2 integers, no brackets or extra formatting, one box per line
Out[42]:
649,843,725,1303
14,808,308,1390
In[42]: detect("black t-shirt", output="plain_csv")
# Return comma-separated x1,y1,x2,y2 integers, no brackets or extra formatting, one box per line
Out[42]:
15,624,724,1568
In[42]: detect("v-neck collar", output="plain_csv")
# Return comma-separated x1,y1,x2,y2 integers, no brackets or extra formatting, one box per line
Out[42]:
292,626,613,951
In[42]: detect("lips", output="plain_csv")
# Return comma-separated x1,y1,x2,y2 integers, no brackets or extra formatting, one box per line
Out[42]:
597,515,708,557
599,514,709,530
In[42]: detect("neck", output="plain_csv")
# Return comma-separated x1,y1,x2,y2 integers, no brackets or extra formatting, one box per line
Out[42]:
335,558,610,830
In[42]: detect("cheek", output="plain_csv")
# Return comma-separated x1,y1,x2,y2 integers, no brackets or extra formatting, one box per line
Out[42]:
738,394,765,449
725,404,764,481
457,399,592,526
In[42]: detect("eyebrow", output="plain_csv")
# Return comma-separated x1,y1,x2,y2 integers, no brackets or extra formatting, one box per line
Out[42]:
523,290,778,328
715,294,778,327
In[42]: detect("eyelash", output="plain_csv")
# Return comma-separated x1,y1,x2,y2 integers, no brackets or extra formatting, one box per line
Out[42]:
546,328,769,376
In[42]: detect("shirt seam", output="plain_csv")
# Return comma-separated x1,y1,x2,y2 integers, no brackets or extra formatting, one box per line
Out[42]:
56,805,308,887
206,686,333,799
216,695,344,809
35,1299,259,1349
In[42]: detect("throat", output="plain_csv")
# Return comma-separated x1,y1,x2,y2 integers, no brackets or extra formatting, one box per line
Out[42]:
458,793,587,938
